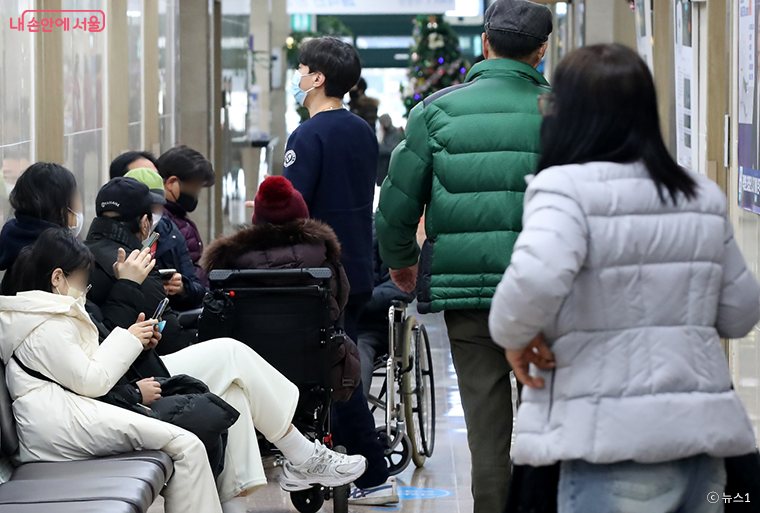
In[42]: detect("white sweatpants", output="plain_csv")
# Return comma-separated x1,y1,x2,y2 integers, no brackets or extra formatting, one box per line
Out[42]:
161,338,300,502
14,387,223,513
161,432,224,513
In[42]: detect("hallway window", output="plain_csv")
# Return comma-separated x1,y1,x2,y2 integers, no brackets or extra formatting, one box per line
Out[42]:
0,0,33,227
158,0,178,154
128,0,143,150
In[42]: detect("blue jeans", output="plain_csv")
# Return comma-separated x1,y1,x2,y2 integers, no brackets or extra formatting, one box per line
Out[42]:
558,454,727,513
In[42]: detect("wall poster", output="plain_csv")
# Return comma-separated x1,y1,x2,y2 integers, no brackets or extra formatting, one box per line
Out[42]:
738,0,760,214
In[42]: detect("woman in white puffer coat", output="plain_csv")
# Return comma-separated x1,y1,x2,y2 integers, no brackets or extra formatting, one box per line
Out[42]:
489,44,760,513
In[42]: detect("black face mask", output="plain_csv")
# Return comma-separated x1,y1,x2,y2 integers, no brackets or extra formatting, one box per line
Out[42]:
349,90,360,101
176,191,199,213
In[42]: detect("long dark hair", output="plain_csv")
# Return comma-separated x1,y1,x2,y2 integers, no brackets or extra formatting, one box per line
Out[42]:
7,228,93,295
537,44,696,204
10,162,79,227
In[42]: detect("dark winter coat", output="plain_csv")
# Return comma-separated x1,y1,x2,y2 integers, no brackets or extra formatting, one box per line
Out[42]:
0,215,60,295
88,302,238,479
359,223,416,334
376,128,404,187
204,219,350,321
165,201,208,288
203,219,361,401
154,215,207,311
349,95,379,133
106,373,238,479
85,216,195,355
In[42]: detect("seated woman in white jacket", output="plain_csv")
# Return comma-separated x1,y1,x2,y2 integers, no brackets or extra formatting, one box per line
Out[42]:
0,228,367,513
488,44,760,513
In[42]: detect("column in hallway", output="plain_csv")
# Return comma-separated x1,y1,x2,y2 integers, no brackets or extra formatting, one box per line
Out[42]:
240,0,272,194
270,0,289,175
34,0,64,164
143,0,160,157
177,0,212,242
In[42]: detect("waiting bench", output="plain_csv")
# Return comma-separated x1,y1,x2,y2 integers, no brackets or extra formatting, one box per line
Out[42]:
0,365,172,513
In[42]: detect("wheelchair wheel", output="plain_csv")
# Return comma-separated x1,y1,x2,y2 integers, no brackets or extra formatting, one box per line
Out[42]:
415,324,436,458
332,445,350,513
377,425,413,476
290,486,324,513
400,317,427,467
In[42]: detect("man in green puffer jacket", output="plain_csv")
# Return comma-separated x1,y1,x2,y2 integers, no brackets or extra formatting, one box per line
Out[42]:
376,1,552,511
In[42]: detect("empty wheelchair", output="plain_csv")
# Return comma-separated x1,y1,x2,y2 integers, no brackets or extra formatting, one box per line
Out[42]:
368,300,436,475
197,267,350,513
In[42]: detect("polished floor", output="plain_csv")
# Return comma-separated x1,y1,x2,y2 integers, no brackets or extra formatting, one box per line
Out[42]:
149,309,479,512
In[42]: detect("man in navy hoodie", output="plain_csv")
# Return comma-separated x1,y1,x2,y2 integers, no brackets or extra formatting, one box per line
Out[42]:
277,37,395,505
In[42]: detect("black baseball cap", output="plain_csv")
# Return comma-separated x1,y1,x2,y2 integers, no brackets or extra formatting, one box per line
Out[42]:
96,177,153,220
485,0,553,43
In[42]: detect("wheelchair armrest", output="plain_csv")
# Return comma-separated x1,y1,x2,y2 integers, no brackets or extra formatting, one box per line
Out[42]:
176,308,203,330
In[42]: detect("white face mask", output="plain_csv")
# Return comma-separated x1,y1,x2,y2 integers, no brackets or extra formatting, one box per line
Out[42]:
151,212,163,233
55,276,89,306
69,209,84,238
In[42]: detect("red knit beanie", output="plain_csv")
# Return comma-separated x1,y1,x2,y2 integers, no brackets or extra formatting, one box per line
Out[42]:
252,176,309,225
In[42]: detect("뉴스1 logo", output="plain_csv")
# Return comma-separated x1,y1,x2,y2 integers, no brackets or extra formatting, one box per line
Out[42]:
284,150,297,167
9,10,105,32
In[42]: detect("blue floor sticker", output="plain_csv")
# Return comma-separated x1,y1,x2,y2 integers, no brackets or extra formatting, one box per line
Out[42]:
372,486,453,510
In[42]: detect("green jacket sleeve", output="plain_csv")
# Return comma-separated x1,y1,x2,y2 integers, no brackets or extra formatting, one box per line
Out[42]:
376,103,433,270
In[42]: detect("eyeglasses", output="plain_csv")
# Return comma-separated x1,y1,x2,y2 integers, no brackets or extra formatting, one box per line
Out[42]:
537,93,555,117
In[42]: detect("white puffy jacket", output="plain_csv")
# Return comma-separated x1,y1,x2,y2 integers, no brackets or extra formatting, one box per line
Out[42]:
489,161,760,466
0,291,184,463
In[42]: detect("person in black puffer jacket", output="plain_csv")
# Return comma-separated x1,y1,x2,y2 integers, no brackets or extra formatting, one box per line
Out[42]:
85,178,196,355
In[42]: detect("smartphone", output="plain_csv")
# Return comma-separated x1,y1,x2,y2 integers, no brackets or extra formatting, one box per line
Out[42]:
152,297,170,321
159,269,178,281
141,232,160,251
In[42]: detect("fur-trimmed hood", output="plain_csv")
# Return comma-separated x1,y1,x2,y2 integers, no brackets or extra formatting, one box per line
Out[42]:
203,218,342,274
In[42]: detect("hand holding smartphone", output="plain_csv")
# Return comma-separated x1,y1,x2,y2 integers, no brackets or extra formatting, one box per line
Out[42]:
142,232,160,251
152,298,170,333
159,269,178,282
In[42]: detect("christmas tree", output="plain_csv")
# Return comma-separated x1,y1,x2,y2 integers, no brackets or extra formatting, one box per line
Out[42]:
403,15,468,116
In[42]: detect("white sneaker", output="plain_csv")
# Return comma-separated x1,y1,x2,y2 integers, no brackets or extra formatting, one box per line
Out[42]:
279,441,368,492
348,476,399,505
